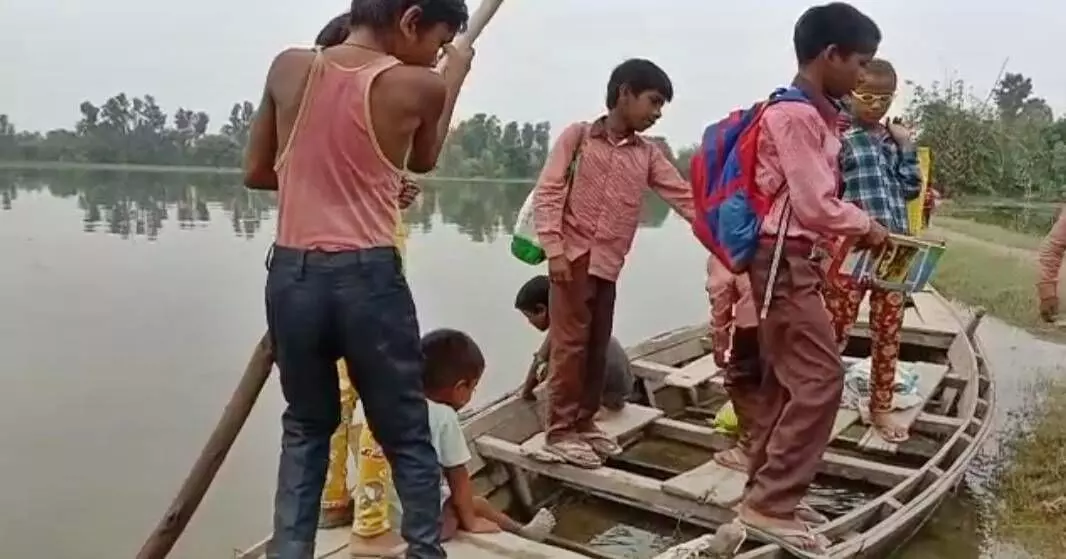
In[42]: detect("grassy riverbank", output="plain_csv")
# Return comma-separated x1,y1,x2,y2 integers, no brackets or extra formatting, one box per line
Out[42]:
929,216,1063,339
931,216,1066,557
994,384,1066,557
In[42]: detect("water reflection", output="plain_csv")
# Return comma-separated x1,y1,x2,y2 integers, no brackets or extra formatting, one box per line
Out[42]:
0,168,672,242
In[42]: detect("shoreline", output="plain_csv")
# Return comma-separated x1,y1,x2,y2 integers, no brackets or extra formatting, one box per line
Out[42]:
0,160,534,183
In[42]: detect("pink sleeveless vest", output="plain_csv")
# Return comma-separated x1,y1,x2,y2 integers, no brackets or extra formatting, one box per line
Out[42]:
275,50,404,251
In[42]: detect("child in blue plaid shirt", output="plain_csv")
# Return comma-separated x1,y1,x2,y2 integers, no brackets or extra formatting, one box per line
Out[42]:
823,58,922,443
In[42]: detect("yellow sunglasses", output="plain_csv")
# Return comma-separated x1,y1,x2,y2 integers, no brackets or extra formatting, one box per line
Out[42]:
851,91,895,104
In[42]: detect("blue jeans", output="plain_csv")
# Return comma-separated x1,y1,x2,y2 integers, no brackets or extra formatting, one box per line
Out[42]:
264,246,444,559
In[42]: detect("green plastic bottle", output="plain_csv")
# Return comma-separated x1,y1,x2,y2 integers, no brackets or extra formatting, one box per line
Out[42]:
510,188,546,265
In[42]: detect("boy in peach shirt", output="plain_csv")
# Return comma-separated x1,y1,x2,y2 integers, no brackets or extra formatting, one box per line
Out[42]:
532,59,695,469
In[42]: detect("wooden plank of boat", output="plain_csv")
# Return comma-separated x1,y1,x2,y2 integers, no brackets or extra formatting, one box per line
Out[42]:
857,361,949,453
668,353,720,389
661,459,746,506
476,435,735,528
262,526,589,559
445,531,590,558
631,355,721,391
648,418,918,488
856,290,959,337
518,403,663,456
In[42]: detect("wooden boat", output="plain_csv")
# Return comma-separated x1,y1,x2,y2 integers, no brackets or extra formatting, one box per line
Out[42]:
237,289,993,558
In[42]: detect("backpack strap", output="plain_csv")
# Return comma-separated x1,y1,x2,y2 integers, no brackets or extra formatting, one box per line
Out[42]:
757,87,810,319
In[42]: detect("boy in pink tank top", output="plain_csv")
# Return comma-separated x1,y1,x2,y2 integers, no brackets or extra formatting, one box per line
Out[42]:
243,3,472,558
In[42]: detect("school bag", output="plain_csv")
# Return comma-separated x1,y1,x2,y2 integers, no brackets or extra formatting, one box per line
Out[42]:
690,87,812,275
510,125,587,265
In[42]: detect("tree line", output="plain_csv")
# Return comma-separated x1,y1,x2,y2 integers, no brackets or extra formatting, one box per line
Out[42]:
902,72,1066,199
0,94,574,179
4,72,1063,198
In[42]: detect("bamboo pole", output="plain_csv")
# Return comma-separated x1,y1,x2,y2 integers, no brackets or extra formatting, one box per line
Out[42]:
134,2,506,558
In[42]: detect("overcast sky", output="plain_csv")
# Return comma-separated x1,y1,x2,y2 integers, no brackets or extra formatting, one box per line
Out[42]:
1,0,1063,145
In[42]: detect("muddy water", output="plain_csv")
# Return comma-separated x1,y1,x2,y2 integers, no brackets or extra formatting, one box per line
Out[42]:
2,169,1063,558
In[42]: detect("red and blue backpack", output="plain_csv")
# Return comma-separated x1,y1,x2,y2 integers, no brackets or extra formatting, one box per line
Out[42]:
690,87,812,273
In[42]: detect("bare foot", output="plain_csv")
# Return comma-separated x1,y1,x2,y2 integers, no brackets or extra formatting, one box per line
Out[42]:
349,530,406,558
518,508,556,541
713,446,749,473
870,411,909,443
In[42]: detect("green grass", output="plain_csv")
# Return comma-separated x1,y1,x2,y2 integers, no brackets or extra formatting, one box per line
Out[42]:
927,216,1066,556
994,384,1066,557
929,217,1066,341
933,216,1044,251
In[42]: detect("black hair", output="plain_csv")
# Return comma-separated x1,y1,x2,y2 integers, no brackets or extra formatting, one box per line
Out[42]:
605,59,674,110
793,3,881,65
421,328,484,391
514,275,550,312
349,0,469,33
316,12,351,47
862,58,898,88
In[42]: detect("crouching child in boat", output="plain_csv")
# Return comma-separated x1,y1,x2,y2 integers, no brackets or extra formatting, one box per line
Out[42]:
823,58,922,444
350,329,556,557
515,274,636,413
531,59,695,469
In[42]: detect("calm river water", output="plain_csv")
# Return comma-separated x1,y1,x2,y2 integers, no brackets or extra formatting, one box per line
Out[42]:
0,169,1060,558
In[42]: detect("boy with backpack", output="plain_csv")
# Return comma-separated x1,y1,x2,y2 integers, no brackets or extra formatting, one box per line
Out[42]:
531,59,695,469
691,4,887,555
822,58,923,444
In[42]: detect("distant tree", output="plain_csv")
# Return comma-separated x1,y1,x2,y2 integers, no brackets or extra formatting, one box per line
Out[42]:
0,97,701,179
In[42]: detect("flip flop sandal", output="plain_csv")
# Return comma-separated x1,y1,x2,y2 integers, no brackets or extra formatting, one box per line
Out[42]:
795,501,829,526
349,531,407,558
580,431,623,458
874,425,910,443
709,521,748,557
736,520,830,559
870,415,910,443
543,439,602,469
713,447,749,474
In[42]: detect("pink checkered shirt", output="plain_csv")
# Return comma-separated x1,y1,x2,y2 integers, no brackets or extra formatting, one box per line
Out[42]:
532,118,696,282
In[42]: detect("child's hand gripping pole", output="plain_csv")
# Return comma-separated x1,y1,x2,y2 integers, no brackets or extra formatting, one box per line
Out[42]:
436,0,506,73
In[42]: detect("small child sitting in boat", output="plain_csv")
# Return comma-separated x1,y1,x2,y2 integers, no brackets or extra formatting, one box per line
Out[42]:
350,328,555,557
515,275,635,413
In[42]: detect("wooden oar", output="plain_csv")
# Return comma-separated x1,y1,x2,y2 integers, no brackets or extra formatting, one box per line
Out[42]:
133,2,506,558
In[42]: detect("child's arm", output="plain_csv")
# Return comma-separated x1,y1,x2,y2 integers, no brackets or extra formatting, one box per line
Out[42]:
406,45,474,174
443,466,498,532
648,146,696,223
887,123,922,201
533,123,585,262
707,258,737,367
520,336,550,401
437,408,497,532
